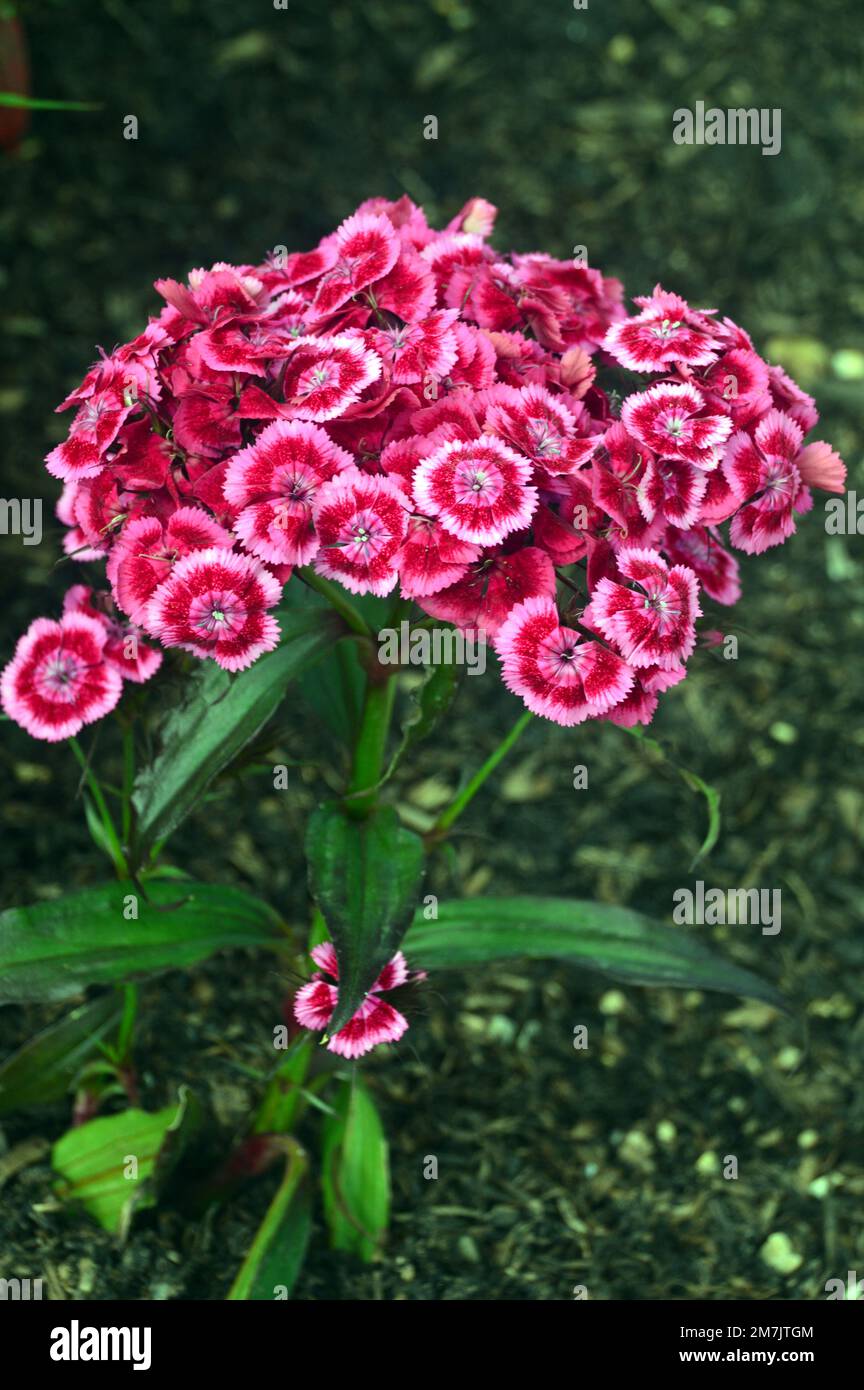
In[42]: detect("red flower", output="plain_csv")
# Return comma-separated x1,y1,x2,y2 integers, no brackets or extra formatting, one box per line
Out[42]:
418,546,556,635
603,285,721,372
585,547,701,670
311,211,400,317
279,335,382,421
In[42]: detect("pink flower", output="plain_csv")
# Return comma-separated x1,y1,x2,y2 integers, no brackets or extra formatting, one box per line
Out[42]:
144,548,282,671
701,348,772,424
396,516,480,599
312,467,408,596
723,409,810,554
279,335,382,421
496,594,634,726
584,548,701,670
418,546,555,636
311,211,400,317
368,309,459,385
1,612,123,741
603,286,721,372
796,440,846,494
63,585,163,684
621,382,732,471
109,506,234,624
224,420,353,566
413,436,537,544
294,943,423,1059
664,528,741,606
483,383,599,475
46,382,137,481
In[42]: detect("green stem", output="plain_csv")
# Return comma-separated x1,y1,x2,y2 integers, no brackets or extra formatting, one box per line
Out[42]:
433,709,533,835
69,737,127,877
297,568,373,638
344,675,396,817
121,723,135,847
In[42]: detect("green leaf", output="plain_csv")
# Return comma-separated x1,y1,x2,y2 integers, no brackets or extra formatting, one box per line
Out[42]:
52,1088,199,1236
0,880,282,1006
226,1139,311,1300
321,1079,389,1263
306,804,426,1033
252,1037,315,1136
0,92,101,110
132,606,340,859
0,993,122,1115
404,896,783,1007
621,726,722,868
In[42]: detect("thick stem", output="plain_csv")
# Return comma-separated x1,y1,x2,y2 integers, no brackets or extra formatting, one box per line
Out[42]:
344,674,396,817
433,708,533,836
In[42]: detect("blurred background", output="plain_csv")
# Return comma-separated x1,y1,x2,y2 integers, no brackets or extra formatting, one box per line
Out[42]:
1,0,863,1300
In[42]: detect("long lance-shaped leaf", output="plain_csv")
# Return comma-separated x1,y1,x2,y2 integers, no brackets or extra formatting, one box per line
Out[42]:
226,1139,311,1300
132,606,341,859
306,804,425,1033
0,993,122,1115
403,896,783,1008
0,880,283,1006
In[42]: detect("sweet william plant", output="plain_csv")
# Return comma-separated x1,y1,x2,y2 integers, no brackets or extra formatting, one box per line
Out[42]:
0,195,845,1293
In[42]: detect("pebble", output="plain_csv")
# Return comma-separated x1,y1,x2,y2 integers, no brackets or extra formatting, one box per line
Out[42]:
759,1232,803,1275
598,990,627,1016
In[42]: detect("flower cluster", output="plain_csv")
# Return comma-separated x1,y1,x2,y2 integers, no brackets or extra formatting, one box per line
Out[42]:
2,196,845,738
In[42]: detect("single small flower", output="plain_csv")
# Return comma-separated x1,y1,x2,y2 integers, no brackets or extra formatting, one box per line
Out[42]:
496,594,634,726
723,409,810,555
1,611,123,742
144,547,282,671
368,309,460,385
224,419,353,566
663,527,741,606
311,211,401,318
603,285,721,372
312,466,408,595
412,435,537,545
294,943,424,1059
483,383,599,475
279,335,382,421
621,382,732,471
584,547,701,670
418,545,555,635
46,382,137,482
